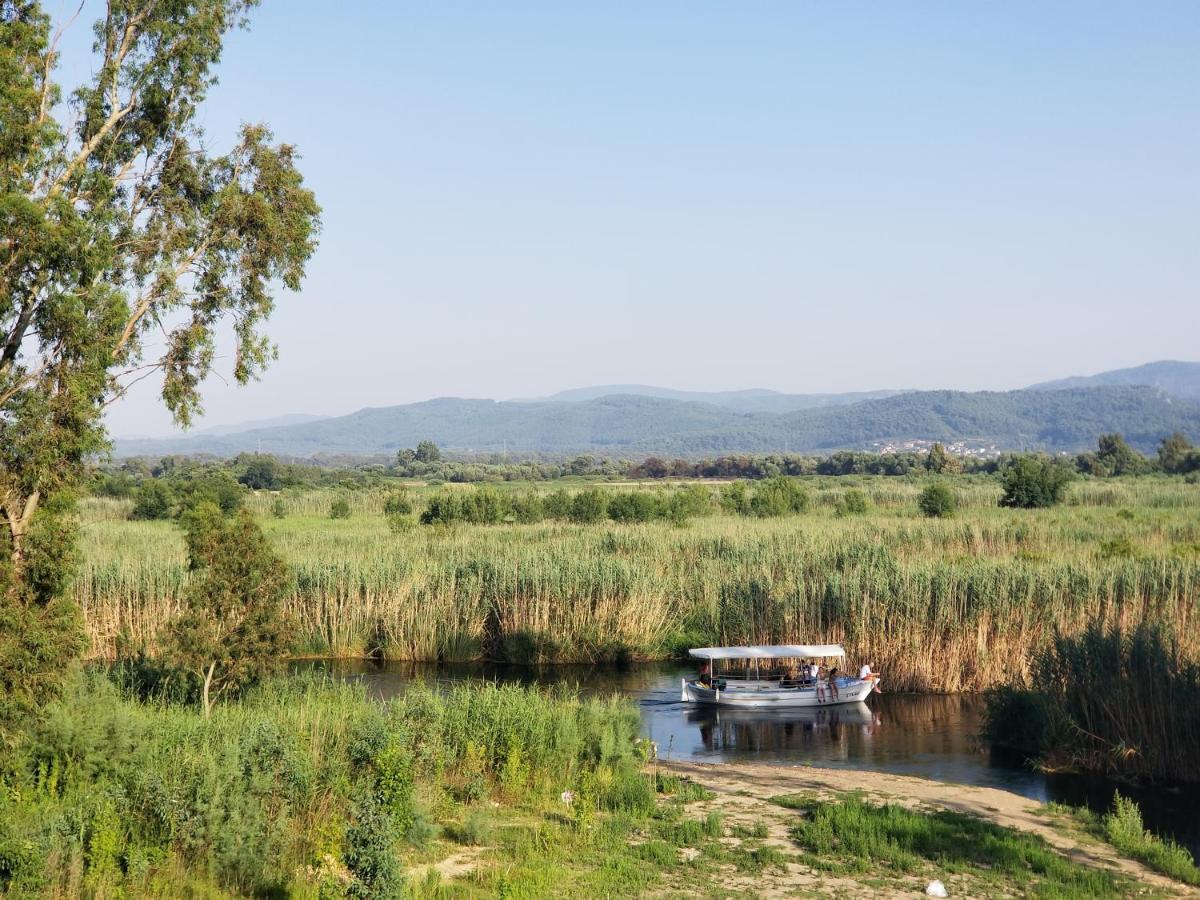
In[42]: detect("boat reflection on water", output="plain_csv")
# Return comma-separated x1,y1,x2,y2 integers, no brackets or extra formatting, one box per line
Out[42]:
686,702,879,758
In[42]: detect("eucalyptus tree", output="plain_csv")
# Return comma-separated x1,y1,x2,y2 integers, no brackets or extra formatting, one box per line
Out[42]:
0,1,320,716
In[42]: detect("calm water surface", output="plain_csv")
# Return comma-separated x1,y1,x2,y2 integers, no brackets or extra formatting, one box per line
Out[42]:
297,659,1200,862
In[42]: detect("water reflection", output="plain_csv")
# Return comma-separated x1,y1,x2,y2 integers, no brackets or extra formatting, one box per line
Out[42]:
296,658,1199,862
687,703,876,758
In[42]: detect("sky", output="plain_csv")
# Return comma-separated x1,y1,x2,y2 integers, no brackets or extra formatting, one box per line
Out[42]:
47,1,1200,436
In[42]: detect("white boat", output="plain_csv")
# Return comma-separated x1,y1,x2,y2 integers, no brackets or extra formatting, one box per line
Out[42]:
680,644,879,708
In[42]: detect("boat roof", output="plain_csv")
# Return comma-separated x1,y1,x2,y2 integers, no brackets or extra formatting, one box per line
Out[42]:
688,644,845,661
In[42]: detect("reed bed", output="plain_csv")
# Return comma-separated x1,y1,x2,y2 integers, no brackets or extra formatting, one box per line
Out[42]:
73,479,1200,692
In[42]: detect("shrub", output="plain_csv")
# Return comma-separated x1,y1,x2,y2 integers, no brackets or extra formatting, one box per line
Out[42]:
329,497,352,520
130,480,175,520
1103,793,1200,885
163,505,293,716
917,482,957,518
569,488,608,524
749,476,809,517
270,497,287,519
419,492,462,526
836,488,870,516
607,492,658,524
999,456,1073,509
382,490,412,517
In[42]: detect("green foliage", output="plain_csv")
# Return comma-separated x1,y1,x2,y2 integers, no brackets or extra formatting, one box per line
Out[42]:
569,488,609,524
0,673,647,895
984,623,1200,782
271,496,287,519
0,0,319,720
130,479,176,520
924,442,962,474
749,476,809,517
999,455,1073,508
1102,793,1200,885
607,491,658,524
1159,432,1200,475
238,455,282,491
917,481,957,518
170,470,247,516
329,497,352,519
163,505,293,715
1079,434,1149,477
836,488,869,517
780,793,1126,895
414,441,442,463
383,489,413,517
719,481,751,515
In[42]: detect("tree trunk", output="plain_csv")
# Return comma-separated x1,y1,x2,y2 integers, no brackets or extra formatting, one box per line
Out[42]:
3,489,40,595
202,661,216,719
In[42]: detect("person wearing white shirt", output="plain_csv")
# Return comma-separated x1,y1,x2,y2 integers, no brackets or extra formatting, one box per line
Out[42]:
859,663,873,680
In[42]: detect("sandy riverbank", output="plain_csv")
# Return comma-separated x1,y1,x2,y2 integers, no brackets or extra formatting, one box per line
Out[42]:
657,759,1196,897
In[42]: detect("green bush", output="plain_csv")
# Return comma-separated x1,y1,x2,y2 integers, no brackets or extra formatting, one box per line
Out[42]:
999,456,1073,509
382,490,412,517
130,480,175,520
329,497,352,519
836,488,870,517
917,482,957,518
749,476,809,517
1103,793,1200,885
569,488,609,524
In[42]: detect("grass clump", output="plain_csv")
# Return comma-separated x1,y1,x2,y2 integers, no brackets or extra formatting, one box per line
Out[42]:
655,772,713,802
773,792,1131,897
1102,793,1200,885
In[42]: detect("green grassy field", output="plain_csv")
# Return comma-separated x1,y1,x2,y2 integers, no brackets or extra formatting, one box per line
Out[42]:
75,477,1200,691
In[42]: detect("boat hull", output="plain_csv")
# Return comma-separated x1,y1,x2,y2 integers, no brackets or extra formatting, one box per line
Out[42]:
682,677,878,708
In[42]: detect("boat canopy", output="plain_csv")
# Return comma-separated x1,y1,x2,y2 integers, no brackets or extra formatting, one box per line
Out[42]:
689,644,845,661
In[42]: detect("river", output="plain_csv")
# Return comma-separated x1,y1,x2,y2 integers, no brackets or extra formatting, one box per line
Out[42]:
296,658,1200,863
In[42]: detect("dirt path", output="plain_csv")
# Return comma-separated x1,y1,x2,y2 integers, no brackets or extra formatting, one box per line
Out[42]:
659,759,1196,897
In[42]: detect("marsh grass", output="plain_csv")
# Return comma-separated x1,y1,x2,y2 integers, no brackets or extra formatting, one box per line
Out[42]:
984,623,1200,782
75,478,1200,691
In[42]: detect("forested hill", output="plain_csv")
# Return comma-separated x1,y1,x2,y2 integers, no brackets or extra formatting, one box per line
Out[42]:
540,385,905,413
113,386,1200,458
1027,360,1200,400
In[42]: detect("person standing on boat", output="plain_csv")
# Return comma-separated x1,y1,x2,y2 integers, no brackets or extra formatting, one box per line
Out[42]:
827,666,840,701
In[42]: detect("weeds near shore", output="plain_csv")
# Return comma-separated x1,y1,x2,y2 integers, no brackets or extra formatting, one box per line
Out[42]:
773,792,1131,897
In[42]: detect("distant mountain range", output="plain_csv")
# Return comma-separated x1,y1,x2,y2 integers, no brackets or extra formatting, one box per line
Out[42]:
536,385,907,414
111,361,1200,459
1027,360,1200,401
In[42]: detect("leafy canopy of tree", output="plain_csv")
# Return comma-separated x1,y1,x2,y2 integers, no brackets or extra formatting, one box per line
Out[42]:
0,0,318,719
1158,432,1200,475
164,503,292,716
999,456,1074,509
1078,434,1150,477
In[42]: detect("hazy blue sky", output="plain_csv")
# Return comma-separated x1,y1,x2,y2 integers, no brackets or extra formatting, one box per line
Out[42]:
50,1,1200,435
